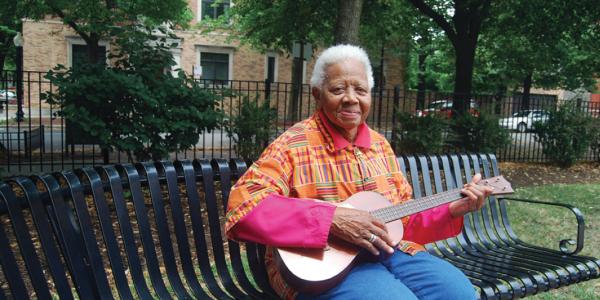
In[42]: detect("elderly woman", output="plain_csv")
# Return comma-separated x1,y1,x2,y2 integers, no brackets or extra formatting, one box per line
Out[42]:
225,45,491,300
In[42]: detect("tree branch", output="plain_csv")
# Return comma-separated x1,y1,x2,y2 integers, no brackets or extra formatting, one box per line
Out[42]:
47,3,92,44
469,0,492,40
407,0,457,42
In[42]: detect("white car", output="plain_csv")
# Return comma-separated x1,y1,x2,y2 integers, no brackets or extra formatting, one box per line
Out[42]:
0,90,16,102
499,110,550,132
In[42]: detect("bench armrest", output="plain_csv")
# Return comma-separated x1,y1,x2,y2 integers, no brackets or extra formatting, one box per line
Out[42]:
497,197,585,255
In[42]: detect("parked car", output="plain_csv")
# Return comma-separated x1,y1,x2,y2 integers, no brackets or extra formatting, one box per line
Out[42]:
0,90,16,103
498,110,550,133
416,99,479,118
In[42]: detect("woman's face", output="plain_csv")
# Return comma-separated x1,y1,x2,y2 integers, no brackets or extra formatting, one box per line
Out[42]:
313,58,371,136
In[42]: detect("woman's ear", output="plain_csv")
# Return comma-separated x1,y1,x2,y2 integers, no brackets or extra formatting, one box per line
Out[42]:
312,87,322,109
311,87,321,100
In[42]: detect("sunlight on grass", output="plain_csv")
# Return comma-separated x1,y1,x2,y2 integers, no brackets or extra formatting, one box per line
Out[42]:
505,183,600,299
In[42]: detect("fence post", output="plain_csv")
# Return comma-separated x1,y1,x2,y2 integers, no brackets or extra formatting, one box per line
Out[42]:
264,78,271,105
391,85,400,151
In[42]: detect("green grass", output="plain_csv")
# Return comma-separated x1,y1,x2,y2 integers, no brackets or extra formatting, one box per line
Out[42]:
505,183,600,299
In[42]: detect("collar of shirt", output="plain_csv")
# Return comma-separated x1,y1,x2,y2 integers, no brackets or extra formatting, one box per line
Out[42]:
317,110,372,150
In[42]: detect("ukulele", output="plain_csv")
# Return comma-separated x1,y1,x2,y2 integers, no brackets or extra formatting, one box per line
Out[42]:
273,176,514,295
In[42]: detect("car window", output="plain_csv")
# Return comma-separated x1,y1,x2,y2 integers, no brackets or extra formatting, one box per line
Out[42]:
428,101,449,109
513,111,528,117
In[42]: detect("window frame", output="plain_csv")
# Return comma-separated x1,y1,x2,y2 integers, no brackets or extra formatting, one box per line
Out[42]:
264,52,278,82
67,37,110,68
196,45,234,86
198,0,232,21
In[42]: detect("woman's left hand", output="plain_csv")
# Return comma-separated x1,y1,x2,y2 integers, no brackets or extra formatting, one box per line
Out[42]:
449,173,493,218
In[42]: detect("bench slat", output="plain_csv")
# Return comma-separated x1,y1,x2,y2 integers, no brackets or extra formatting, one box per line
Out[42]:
120,164,172,298
80,167,135,300
102,166,155,298
140,162,192,299
165,161,213,299
179,160,231,299
196,159,248,299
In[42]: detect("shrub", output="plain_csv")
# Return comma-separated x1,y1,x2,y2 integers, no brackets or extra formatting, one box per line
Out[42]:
447,112,511,153
227,97,277,161
394,112,448,154
535,104,596,167
44,26,221,161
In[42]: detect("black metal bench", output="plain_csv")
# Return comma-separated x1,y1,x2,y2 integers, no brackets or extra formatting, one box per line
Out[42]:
0,154,598,299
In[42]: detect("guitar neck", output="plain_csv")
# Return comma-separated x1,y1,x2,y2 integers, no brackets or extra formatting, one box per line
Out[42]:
370,188,464,224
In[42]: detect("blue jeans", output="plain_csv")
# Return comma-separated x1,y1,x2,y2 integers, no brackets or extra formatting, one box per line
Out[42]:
296,251,476,300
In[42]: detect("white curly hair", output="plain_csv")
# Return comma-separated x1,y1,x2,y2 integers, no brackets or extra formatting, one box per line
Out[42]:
309,44,374,90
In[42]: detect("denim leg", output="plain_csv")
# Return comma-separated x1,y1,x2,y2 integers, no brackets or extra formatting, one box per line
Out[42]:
381,251,477,300
296,260,419,300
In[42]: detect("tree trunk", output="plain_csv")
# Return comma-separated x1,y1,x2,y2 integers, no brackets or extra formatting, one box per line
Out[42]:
334,0,364,45
0,52,5,74
416,52,428,110
86,34,103,65
452,37,477,115
521,71,533,110
0,35,9,73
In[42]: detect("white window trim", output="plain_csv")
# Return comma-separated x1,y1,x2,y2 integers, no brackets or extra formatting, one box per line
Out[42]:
67,37,110,68
264,52,278,82
197,0,233,22
302,60,307,84
171,48,182,77
196,45,234,83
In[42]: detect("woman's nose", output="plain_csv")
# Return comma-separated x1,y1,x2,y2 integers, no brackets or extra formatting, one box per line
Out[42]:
342,89,359,103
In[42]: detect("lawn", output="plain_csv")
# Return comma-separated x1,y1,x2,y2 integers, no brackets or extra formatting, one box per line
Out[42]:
505,183,600,299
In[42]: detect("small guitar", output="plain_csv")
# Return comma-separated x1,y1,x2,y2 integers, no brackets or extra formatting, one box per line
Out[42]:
273,176,513,295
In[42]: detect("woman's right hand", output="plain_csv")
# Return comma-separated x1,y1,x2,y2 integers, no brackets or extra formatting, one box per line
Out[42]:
329,207,395,256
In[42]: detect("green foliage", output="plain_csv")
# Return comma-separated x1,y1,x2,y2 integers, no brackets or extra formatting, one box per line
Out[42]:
394,112,448,154
447,112,511,153
44,26,220,161
534,104,596,167
394,110,510,155
210,0,336,52
226,97,277,161
592,120,600,163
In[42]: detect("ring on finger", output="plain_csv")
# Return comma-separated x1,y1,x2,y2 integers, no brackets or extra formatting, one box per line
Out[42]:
368,233,377,243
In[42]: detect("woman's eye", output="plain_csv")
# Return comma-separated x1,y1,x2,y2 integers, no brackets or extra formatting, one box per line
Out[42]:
332,88,344,94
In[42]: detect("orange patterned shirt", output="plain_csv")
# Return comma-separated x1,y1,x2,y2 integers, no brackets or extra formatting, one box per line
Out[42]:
225,112,461,299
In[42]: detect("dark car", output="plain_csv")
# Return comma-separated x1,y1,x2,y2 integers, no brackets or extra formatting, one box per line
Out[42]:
416,99,479,118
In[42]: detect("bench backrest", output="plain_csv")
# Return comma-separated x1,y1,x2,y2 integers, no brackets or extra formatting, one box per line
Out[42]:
0,153,504,299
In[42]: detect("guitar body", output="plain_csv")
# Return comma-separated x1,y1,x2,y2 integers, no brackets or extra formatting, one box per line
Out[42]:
273,191,405,295
272,176,513,295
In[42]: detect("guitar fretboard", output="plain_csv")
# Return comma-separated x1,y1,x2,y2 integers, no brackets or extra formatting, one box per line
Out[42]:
370,189,464,223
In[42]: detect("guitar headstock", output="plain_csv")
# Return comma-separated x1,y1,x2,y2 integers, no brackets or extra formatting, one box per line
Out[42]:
477,176,514,195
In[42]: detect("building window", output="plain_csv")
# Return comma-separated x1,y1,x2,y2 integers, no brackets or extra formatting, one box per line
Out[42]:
70,43,107,70
200,0,230,20
265,53,278,82
198,48,232,84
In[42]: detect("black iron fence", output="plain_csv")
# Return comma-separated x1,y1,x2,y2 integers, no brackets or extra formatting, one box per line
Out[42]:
1,70,599,175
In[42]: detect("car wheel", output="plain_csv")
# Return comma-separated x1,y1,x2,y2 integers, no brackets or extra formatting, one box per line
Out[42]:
517,123,527,133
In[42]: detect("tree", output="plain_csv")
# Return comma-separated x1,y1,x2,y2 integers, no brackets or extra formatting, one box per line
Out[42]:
0,0,20,72
335,0,364,44
44,26,220,161
476,0,600,108
406,0,491,114
27,0,192,64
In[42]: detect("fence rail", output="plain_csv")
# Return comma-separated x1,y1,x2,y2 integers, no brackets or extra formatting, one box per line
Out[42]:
1,70,599,176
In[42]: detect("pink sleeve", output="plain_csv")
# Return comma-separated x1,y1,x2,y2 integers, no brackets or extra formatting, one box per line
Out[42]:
228,194,337,248
402,203,464,245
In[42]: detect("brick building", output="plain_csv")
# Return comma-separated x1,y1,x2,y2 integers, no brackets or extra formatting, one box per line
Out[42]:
22,0,405,88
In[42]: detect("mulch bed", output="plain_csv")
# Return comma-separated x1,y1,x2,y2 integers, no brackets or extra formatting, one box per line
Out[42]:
498,161,600,188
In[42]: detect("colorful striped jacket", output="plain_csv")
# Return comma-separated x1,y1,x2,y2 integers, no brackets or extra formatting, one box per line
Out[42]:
225,111,463,299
